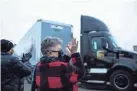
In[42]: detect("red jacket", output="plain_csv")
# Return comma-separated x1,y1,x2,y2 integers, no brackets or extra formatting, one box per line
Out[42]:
31,53,85,91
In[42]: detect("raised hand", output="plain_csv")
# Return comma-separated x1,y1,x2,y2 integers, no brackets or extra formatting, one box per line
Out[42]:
65,38,78,56
71,38,78,54
65,42,72,57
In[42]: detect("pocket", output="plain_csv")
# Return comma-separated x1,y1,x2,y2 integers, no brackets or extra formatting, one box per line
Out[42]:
48,77,62,89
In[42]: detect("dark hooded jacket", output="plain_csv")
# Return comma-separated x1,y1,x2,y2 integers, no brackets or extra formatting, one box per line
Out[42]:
31,53,85,91
1,52,32,91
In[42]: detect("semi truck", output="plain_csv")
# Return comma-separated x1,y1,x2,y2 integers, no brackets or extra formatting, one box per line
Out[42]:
80,15,137,91
14,15,137,91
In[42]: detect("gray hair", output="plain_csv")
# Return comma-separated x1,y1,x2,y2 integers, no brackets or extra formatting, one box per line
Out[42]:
41,36,63,55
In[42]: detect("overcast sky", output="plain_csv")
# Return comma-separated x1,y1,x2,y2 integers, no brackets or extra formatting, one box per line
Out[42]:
0,0,137,50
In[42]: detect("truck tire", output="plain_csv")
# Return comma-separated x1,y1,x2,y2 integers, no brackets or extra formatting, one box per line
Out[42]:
110,70,134,91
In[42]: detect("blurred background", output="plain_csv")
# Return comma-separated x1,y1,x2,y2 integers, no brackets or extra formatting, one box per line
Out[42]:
0,0,137,50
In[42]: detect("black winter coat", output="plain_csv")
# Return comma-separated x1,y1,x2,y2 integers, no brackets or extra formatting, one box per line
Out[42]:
19,61,33,91
1,52,32,91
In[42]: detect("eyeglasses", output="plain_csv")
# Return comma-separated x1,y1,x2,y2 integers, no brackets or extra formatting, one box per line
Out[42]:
51,50,60,52
50,49,63,53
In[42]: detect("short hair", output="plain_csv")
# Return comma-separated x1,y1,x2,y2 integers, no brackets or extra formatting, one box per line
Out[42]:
1,39,14,52
41,36,63,55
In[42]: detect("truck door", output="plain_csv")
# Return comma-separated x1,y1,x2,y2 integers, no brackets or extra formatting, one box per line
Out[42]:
88,36,115,74
85,37,108,80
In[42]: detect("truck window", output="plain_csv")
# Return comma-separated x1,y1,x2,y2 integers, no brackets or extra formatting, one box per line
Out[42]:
91,37,102,51
109,36,119,48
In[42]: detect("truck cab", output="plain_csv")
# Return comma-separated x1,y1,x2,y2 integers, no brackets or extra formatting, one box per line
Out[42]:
80,15,137,91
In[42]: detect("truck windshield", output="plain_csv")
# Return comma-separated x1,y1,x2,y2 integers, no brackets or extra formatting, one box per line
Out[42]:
109,36,120,48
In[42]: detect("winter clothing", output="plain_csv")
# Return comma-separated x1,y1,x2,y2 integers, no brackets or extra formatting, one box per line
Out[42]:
1,52,32,91
31,53,85,91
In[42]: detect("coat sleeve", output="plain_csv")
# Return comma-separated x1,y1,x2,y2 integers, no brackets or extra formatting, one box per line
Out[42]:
65,53,85,83
10,57,32,78
63,55,71,63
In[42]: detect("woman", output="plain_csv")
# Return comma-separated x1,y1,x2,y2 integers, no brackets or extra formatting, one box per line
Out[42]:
31,36,85,91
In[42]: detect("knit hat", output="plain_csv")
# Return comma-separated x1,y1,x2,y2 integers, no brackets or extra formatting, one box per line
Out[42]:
1,39,14,52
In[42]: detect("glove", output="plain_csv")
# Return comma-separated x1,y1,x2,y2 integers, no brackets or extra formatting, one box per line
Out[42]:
22,53,32,62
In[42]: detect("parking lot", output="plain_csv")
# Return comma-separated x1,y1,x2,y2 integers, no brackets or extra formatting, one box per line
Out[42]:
78,83,137,91
24,84,109,91
24,80,111,91
24,81,109,91
24,80,136,91
78,88,108,91
78,83,110,91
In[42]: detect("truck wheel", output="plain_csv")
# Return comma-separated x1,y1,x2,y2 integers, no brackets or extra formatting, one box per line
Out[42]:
110,70,134,91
